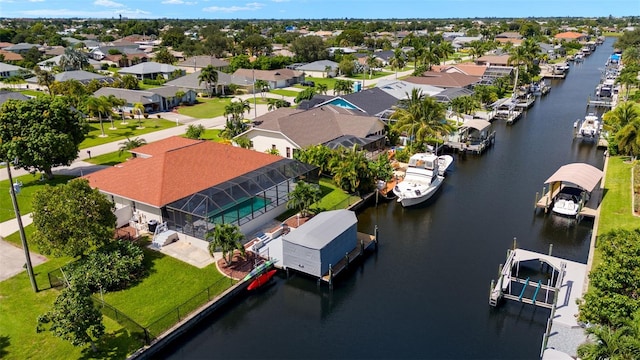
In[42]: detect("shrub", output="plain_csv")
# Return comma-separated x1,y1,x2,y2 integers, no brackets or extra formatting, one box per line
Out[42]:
185,124,205,139
65,240,146,293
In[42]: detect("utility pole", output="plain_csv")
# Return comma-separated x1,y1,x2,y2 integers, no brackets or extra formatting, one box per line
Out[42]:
252,69,257,119
6,163,38,292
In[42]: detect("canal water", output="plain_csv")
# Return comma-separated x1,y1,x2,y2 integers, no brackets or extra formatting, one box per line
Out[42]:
162,39,611,359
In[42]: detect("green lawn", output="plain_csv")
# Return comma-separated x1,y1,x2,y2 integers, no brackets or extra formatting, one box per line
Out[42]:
198,129,224,142
19,89,47,97
177,97,232,118
593,156,639,267
1,227,233,358
101,245,231,335
269,89,301,97
277,177,361,221
81,118,178,149
85,151,131,167
300,76,338,90
0,174,75,222
347,71,394,81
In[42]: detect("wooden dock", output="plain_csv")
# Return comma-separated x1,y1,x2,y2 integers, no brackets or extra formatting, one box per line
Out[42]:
321,231,377,284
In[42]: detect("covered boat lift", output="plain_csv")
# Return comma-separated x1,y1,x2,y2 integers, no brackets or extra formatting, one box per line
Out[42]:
444,119,496,154
534,163,603,219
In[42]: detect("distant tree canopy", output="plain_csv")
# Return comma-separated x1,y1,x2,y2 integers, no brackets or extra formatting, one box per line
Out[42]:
291,36,328,63
615,28,640,51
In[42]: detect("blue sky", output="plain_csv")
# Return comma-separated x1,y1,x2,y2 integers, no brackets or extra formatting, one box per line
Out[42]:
0,0,638,20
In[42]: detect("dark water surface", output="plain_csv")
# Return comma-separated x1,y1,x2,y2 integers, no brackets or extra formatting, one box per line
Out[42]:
161,39,612,359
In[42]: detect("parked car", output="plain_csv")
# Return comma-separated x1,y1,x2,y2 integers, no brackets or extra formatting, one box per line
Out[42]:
301,81,315,87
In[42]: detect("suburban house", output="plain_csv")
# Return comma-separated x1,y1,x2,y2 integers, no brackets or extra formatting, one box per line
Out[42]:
404,71,481,89
371,50,400,66
0,90,30,107
36,54,102,71
433,87,476,103
475,55,511,67
554,31,589,42
316,87,399,117
3,42,40,53
452,36,483,49
235,105,387,157
233,68,304,89
84,136,318,239
93,85,196,113
432,63,488,77
90,45,149,67
26,70,115,85
118,61,184,81
376,79,445,99
176,55,229,73
538,43,566,60
0,49,23,62
165,69,250,96
294,60,338,78
0,62,28,79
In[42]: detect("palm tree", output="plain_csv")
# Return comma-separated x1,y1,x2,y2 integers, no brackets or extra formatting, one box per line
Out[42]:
622,47,640,67
133,102,145,129
391,92,454,148
206,223,245,265
468,40,487,61
286,180,322,217
118,137,147,156
35,68,55,96
316,83,328,95
254,79,269,99
422,47,440,71
220,119,248,139
198,65,219,97
577,323,640,360
389,49,406,80
616,121,640,159
329,145,371,193
85,96,110,137
366,54,380,79
603,102,640,133
437,42,455,64
59,47,89,71
267,98,290,111
616,71,639,100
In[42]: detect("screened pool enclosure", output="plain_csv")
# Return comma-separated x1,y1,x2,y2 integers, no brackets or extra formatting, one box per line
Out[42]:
163,159,318,240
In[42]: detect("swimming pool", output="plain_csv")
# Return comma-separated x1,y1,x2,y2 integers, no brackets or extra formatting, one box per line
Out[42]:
208,196,271,224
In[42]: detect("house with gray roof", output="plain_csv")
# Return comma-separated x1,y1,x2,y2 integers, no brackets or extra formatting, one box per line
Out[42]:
177,56,229,73
0,90,30,107
295,60,338,78
0,62,29,79
37,54,102,72
233,68,304,89
118,61,183,81
93,86,195,113
26,70,114,85
165,69,249,96
235,105,386,158
316,87,399,117
376,79,444,99
3,43,40,53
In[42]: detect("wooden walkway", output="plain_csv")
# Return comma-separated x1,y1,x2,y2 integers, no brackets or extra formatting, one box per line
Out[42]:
321,232,377,284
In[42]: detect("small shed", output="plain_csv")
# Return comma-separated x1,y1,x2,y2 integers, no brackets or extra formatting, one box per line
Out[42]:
282,210,357,278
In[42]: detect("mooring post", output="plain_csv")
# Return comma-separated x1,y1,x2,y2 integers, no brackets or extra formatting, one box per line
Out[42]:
374,225,379,251
345,252,349,269
329,264,333,286
360,239,364,255
548,244,553,257
513,237,517,250
534,192,539,210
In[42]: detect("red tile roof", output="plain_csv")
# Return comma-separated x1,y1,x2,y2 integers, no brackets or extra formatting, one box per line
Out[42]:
432,63,487,77
554,32,586,40
85,136,282,207
0,49,23,61
130,136,200,157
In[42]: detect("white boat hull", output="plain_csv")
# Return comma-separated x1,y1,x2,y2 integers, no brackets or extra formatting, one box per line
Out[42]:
552,200,579,216
394,176,444,207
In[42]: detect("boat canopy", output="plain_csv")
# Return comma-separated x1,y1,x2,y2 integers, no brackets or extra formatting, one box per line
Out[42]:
459,119,491,132
544,163,603,193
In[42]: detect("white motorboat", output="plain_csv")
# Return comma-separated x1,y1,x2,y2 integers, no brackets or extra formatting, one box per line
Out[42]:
575,113,600,139
393,152,453,207
552,187,587,217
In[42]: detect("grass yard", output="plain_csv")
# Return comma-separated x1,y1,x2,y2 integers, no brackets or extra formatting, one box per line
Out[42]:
85,151,131,166
347,71,394,81
301,76,338,89
19,89,47,97
269,89,301,97
198,129,224,142
101,246,231,335
177,97,232,118
276,177,361,221
0,174,75,222
593,156,639,267
81,118,177,149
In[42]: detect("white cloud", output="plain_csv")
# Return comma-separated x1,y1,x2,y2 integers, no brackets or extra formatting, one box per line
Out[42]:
272,0,290,2
28,0,46,2
203,2,264,13
94,0,124,8
19,8,150,18
162,0,197,4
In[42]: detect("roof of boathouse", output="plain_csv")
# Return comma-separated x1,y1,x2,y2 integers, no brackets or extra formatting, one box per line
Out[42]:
544,163,603,193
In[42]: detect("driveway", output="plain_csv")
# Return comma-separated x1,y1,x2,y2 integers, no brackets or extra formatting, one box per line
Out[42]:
0,239,46,282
